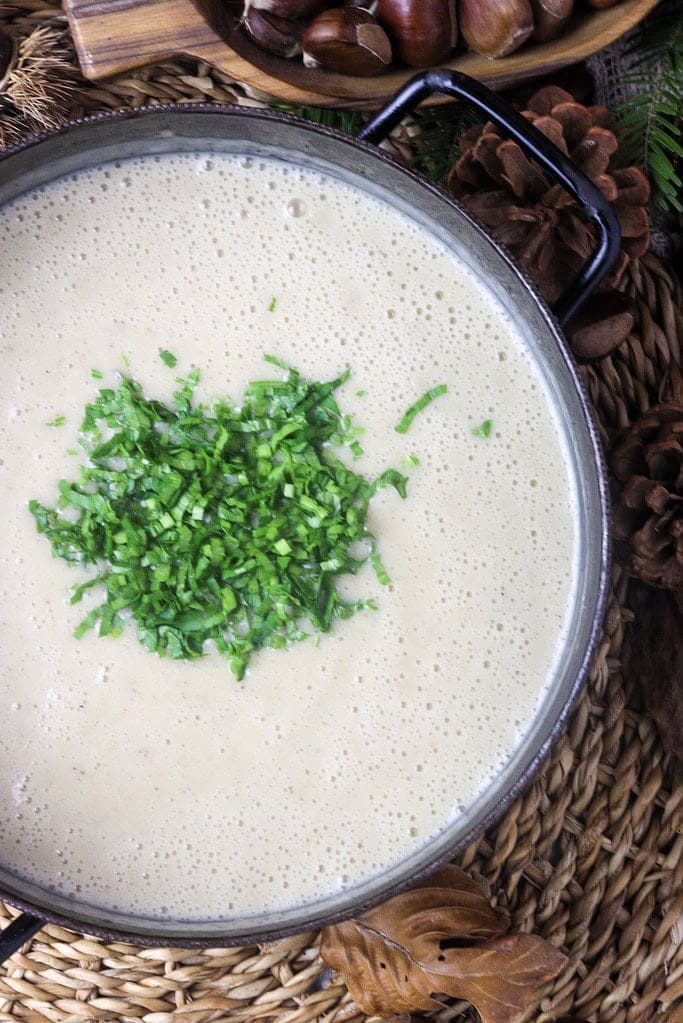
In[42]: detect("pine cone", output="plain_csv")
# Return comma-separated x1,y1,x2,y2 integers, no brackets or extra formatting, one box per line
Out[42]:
611,403,683,591
446,84,650,359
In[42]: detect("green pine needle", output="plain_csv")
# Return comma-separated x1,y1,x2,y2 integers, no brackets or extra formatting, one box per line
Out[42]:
271,103,366,136
270,100,479,182
402,103,481,181
613,8,683,214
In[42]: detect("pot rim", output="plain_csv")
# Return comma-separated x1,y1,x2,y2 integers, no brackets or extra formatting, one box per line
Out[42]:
0,103,612,948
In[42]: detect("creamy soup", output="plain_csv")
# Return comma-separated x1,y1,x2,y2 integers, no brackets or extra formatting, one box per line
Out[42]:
0,152,576,922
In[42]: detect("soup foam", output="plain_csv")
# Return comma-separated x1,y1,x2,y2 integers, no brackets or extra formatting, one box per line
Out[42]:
0,152,576,921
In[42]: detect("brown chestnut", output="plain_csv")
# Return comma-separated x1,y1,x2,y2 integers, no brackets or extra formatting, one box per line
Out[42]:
530,0,574,41
303,8,392,75
242,7,307,56
243,0,328,18
459,0,533,57
377,0,457,67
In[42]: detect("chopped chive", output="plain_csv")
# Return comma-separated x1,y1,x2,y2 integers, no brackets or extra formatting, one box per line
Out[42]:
267,297,277,312
395,384,447,434
356,389,366,397
90,369,103,380
402,453,420,469
371,552,391,586
160,350,178,368
30,357,409,682
46,415,66,427
471,418,493,438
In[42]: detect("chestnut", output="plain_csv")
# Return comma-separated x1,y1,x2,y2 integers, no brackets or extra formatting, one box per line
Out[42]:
530,0,574,42
459,0,534,57
243,0,328,18
376,0,457,68
303,8,392,75
242,7,307,56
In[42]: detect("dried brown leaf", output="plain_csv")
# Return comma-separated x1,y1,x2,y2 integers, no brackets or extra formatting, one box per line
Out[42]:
320,865,566,1023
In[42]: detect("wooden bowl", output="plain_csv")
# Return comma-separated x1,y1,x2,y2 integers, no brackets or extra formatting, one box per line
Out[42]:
65,0,660,108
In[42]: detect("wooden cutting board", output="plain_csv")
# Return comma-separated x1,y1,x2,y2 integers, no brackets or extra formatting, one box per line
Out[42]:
63,0,661,109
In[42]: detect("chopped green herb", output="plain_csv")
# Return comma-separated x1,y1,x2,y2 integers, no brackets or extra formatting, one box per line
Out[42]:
90,369,103,380
395,384,447,434
356,389,366,397
30,358,408,681
159,350,178,368
46,415,66,427
371,552,391,586
267,297,277,312
402,453,420,469
349,440,364,459
471,419,493,438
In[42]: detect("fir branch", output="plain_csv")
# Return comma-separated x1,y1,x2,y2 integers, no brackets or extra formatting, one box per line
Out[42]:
269,100,478,182
401,102,480,181
613,9,683,214
270,103,366,136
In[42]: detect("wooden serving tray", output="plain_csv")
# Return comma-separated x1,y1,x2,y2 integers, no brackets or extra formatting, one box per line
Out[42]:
64,0,660,108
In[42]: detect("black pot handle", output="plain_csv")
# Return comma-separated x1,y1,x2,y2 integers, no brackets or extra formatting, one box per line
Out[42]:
0,912,43,963
357,69,621,329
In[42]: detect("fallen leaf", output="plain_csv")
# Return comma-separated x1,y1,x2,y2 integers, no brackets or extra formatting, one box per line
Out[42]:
320,865,566,1023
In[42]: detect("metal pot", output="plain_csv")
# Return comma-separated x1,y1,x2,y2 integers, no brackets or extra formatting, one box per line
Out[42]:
0,69,616,960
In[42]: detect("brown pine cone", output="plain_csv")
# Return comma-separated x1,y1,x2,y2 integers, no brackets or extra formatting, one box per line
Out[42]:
611,403,683,591
446,84,650,359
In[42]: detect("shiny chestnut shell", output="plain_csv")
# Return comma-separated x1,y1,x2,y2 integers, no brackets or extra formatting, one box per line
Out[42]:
303,8,392,76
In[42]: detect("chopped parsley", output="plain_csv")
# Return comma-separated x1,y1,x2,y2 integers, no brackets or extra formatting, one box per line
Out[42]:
29,357,409,681
90,369,103,380
471,419,493,438
159,349,178,368
267,297,277,312
46,415,66,427
395,384,447,434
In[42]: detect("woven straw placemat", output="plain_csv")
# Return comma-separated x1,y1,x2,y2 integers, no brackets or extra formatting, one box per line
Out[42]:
1,4,683,1021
